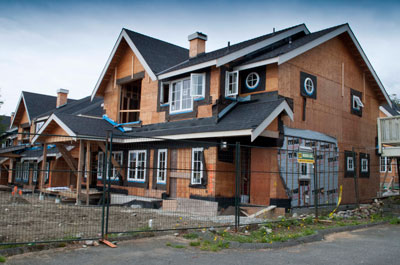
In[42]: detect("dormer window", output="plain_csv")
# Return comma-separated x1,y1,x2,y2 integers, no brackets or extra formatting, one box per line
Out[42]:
191,73,205,99
352,95,364,111
160,82,170,105
225,71,238,97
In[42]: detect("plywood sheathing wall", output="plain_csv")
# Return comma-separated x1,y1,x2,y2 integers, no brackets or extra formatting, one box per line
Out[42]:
278,35,381,204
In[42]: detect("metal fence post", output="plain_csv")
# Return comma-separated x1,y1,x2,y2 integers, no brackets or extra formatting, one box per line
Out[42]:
313,148,318,220
105,131,113,236
101,132,110,240
235,142,241,232
352,148,360,208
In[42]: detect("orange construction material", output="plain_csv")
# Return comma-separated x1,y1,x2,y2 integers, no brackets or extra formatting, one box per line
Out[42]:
18,190,22,196
100,239,117,248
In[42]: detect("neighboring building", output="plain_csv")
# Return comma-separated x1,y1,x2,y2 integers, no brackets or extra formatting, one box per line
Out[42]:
8,23,393,208
378,103,399,191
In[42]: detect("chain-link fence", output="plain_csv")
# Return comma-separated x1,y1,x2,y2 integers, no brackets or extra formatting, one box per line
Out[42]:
0,132,382,245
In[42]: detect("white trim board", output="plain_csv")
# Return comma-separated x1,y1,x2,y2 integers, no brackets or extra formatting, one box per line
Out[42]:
233,57,278,71
158,60,216,80
277,24,391,107
31,114,77,144
251,100,294,142
10,93,31,128
91,29,157,100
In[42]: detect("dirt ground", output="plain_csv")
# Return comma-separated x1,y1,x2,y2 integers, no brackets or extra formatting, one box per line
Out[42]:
0,191,222,244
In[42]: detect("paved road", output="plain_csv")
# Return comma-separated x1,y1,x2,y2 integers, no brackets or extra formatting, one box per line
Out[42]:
6,225,400,265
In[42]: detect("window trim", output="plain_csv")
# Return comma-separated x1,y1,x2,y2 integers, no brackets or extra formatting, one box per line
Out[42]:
97,152,104,179
35,121,45,133
169,77,193,114
110,151,123,181
245,72,260,90
304,77,315,95
156,149,168,184
225,70,239,97
352,95,364,111
160,81,170,106
190,73,206,99
361,158,368,173
127,150,147,182
191,147,204,185
380,156,392,173
347,156,354,172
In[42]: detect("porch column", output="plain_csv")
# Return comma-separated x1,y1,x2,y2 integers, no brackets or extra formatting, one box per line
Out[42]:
40,143,48,193
85,141,92,205
76,140,85,205
8,158,14,184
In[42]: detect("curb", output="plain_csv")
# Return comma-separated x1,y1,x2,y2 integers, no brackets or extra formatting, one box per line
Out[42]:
227,221,388,250
0,242,68,257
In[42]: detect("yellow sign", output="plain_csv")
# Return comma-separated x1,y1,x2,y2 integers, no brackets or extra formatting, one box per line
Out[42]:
297,152,315,164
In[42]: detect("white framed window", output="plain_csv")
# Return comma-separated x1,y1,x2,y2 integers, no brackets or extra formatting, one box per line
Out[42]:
157,149,168,184
191,148,204,185
33,163,38,183
304,77,315,95
380,157,392,173
170,78,192,114
97,152,104,179
160,82,170,105
191,73,206,98
15,162,22,181
361,158,368,173
35,121,45,133
352,95,364,111
128,150,147,182
225,71,239,97
347,156,354,171
245,72,260,89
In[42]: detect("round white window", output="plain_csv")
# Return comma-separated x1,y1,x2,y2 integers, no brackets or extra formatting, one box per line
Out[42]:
246,72,260,89
304,77,314,95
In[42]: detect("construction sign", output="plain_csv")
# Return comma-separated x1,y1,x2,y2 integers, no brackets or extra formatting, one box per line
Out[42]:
297,151,315,164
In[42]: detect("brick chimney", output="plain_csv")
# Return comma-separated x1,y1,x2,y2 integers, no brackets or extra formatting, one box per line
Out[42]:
56,88,69,108
188,32,207,58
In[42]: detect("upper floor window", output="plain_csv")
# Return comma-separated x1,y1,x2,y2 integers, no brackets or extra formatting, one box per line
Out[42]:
170,78,192,114
347,156,354,171
361,158,368,173
191,73,205,98
35,121,44,133
245,72,260,90
119,81,141,123
352,95,364,111
160,82,170,105
225,71,238,97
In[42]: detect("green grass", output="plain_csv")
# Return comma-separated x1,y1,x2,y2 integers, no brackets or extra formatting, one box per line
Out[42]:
0,256,6,263
0,244,24,249
199,240,229,252
166,242,186,249
389,217,400,225
183,233,199,240
189,241,201,247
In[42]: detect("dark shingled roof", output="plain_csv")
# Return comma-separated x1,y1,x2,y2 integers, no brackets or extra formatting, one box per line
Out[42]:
22,91,76,120
54,113,122,138
124,29,189,74
37,96,104,119
242,25,345,65
0,115,10,130
123,92,286,138
19,145,62,158
381,103,399,116
158,24,307,75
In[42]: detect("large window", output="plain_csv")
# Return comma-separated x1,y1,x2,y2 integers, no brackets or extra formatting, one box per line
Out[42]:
110,152,123,180
160,82,170,105
44,162,50,183
170,78,192,114
128,150,147,182
380,157,392,173
225,71,239,97
119,81,141,123
157,149,168,184
15,162,22,182
22,162,29,183
191,148,204,185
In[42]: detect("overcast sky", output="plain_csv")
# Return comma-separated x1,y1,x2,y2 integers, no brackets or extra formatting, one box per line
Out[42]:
0,0,399,115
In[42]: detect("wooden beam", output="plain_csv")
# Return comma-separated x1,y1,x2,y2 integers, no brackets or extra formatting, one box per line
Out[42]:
85,142,91,206
56,144,78,172
76,140,85,205
98,142,125,181
8,158,13,184
39,143,48,192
